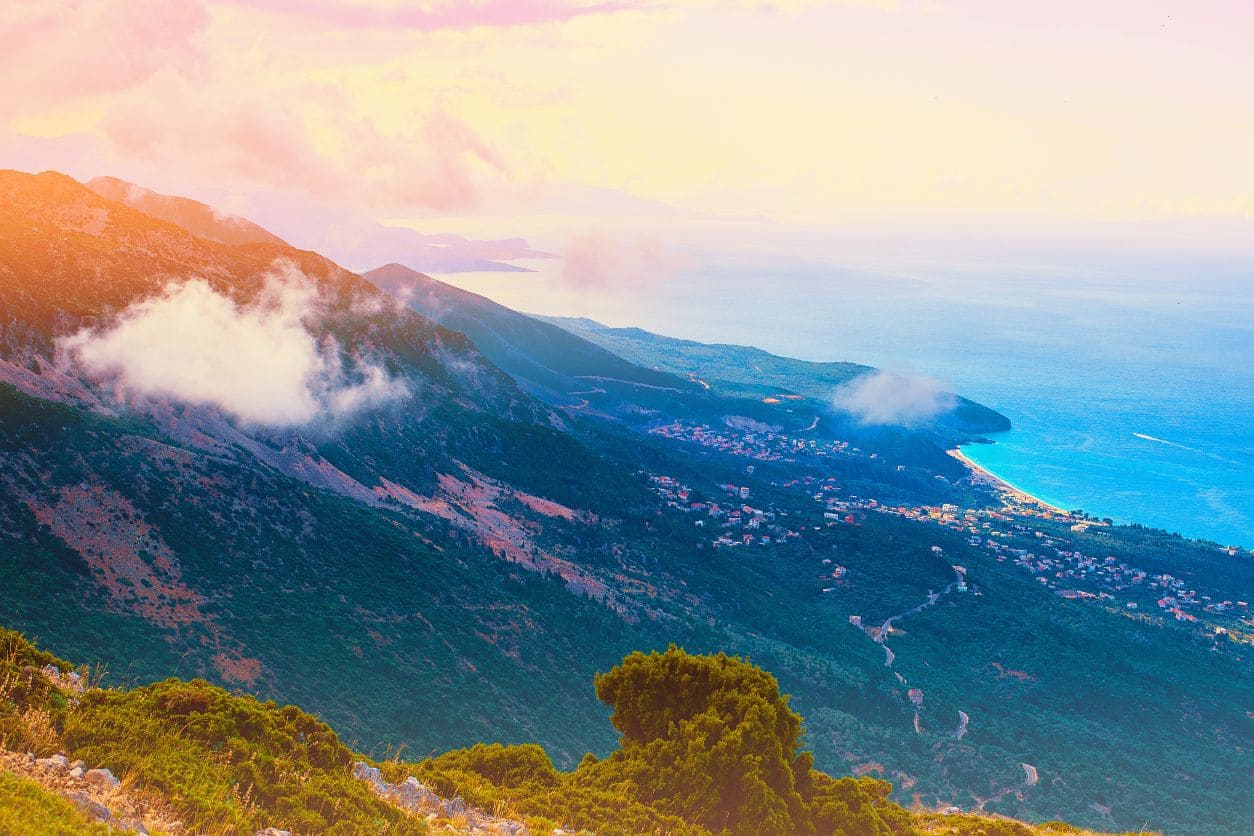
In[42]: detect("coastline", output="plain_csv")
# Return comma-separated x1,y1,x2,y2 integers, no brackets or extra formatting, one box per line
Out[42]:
947,446,1071,516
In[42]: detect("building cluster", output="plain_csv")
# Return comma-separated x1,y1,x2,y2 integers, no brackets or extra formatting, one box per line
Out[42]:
872,500,1250,631
646,474,801,548
648,421,857,464
644,422,1249,637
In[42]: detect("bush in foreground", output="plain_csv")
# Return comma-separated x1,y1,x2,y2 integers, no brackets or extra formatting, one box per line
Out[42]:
1,627,1128,835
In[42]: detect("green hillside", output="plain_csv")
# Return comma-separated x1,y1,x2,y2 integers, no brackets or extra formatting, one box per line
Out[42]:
0,172,1250,834
1,626,1128,835
541,316,1010,437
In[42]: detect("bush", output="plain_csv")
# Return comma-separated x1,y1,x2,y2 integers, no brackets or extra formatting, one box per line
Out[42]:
60,678,423,834
0,625,1121,836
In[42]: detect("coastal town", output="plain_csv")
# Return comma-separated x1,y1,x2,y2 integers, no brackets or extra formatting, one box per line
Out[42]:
874,497,1250,632
644,419,1253,640
649,419,860,465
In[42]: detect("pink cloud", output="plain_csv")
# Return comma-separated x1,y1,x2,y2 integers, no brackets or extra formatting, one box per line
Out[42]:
561,233,691,289
98,73,504,212
0,0,208,118
217,0,648,31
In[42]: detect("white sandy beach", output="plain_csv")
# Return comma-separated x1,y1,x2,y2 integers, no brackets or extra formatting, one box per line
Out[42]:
947,447,1070,516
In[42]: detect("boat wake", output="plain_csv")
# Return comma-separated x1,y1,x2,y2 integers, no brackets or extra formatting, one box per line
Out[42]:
1133,432,1191,450
1133,432,1247,466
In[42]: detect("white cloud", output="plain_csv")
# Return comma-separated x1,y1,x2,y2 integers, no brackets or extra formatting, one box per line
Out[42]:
832,370,955,426
560,232,692,289
59,262,407,426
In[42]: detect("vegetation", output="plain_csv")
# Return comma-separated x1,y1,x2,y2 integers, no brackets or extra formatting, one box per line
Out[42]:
0,770,113,835
1,173,1248,834
2,372,1249,834
537,315,1010,438
2,627,422,834
2,626,1130,835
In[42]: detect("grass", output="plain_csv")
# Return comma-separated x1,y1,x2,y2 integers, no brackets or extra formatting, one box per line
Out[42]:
1,624,1151,836
0,769,114,835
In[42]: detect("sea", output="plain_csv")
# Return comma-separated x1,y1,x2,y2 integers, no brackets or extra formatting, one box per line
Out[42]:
437,256,1254,548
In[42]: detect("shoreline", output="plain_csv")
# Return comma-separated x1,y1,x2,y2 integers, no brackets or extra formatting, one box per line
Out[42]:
947,446,1071,516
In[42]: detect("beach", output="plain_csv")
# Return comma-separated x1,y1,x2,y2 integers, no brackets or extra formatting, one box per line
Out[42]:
947,447,1071,516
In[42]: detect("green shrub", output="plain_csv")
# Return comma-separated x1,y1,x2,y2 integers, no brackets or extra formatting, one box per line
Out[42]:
60,678,423,834
0,770,113,835
0,625,1122,836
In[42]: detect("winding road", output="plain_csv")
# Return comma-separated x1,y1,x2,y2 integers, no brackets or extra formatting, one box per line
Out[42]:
973,764,1039,810
565,387,606,410
870,569,964,668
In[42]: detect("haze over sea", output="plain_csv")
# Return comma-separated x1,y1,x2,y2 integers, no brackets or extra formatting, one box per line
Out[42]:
442,258,1254,549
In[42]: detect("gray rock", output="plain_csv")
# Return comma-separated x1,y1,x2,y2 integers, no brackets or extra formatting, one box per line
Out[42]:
69,766,85,779
441,796,469,817
84,767,121,791
388,776,441,810
351,760,385,790
36,754,68,772
65,791,112,823
70,759,85,770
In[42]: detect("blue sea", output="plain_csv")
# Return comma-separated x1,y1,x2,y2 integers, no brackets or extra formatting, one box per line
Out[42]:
447,257,1254,548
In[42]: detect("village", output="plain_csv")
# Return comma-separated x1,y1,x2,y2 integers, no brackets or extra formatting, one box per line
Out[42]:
648,420,860,465
643,420,1251,639
646,473,804,550
874,497,1249,632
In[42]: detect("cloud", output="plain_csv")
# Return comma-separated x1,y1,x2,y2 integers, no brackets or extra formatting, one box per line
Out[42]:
832,370,955,426
560,233,691,289
98,75,505,212
218,0,897,31
0,0,208,120
59,263,407,426
2,1,510,213
220,0,647,31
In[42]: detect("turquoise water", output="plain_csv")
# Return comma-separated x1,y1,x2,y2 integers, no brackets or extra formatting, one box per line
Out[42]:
553,261,1254,547
701,266,1254,547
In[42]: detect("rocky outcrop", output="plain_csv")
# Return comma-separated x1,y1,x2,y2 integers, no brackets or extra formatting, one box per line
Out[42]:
1,748,186,834
352,761,530,835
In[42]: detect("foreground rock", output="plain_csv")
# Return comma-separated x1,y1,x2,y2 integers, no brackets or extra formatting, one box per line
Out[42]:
1,748,185,834
352,761,531,835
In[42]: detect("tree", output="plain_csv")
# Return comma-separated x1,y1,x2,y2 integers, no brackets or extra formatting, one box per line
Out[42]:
585,646,809,834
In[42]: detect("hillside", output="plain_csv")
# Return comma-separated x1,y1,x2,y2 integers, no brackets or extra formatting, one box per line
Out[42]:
365,263,844,443
0,172,1250,834
85,176,289,248
1,626,1125,836
369,266,1001,479
0,169,669,760
364,263,698,404
542,316,1010,437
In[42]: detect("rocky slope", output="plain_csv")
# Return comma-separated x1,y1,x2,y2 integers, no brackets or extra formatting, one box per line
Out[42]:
1,171,1248,835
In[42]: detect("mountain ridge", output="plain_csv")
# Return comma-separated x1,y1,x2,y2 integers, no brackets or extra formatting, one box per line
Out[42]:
0,171,1249,835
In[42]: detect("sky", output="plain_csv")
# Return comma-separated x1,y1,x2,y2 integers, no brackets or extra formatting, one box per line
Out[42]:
3,0,1253,275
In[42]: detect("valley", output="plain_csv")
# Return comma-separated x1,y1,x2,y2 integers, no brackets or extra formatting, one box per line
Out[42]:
0,171,1250,834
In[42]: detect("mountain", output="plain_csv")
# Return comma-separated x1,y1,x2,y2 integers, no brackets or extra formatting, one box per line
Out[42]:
84,175,555,274
214,187,556,274
1,171,1250,835
365,262,697,405
543,315,1011,436
0,168,662,762
368,265,1005,483
86,175,289,248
